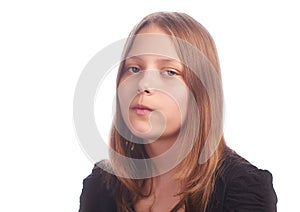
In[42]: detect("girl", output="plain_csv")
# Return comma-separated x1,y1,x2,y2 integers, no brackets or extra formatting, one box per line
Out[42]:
79,12,277,211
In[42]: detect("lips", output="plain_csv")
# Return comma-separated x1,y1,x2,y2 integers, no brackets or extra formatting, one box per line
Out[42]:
130,104,153,115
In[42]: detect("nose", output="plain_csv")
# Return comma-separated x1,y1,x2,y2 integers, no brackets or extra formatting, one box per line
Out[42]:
137,70,158,95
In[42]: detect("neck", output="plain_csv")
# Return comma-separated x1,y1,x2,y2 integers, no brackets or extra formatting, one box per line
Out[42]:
143,133,186,177
152,167,179,188
144,134,178,158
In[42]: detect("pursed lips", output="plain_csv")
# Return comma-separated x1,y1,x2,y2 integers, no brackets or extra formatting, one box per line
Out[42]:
130,104,153,115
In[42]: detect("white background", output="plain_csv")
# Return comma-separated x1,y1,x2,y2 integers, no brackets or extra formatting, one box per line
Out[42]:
1,0,299,211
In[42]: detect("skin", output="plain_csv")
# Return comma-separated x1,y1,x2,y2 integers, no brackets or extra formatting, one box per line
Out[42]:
118,25,187,211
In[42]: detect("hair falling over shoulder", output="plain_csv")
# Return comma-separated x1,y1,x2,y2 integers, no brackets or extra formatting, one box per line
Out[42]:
107,12,227,211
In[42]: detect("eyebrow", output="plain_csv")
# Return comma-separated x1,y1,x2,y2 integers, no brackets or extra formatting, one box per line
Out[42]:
125,56,182,65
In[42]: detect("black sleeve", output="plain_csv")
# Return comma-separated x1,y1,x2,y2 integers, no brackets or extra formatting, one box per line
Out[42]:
79,164,117,212
224,168,277,212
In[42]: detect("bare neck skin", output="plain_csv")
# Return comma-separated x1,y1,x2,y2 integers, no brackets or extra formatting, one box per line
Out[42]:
134,136,185,212
144,132,178,157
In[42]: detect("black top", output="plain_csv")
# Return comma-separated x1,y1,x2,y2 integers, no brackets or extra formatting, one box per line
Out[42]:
79,148,277,211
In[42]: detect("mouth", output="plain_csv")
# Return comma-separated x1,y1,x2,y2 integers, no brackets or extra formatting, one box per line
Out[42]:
130,104,154,115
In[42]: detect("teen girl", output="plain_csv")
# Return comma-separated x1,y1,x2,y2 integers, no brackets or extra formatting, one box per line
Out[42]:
79,12,277,211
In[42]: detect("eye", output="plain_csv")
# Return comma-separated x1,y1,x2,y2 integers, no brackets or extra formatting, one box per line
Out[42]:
128,67,141,73
162,70,178,77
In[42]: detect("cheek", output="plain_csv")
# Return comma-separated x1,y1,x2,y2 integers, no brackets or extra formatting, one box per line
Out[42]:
161,85,189,126
117,77,139,118
172,84,189,117
117,91,133,134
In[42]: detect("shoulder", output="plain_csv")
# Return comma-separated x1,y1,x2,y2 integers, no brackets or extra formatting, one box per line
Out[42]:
209,148,277,211
79,160,117,212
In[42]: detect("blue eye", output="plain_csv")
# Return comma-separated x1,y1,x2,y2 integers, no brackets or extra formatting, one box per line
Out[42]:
163,70,178,76
128,67,141,73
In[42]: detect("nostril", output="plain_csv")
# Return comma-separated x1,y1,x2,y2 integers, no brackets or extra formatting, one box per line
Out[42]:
137,88,151,94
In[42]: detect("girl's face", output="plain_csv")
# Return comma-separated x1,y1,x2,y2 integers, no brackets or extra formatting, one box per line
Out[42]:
117,25,189,142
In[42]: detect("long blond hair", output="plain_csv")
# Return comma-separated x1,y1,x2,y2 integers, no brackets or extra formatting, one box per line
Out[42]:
108,12,227,211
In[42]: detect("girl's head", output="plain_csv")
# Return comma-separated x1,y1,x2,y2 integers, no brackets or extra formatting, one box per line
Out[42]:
118,26,190,143
109,12,226,211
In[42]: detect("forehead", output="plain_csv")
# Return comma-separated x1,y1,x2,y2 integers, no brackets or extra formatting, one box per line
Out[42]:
127,33,180,62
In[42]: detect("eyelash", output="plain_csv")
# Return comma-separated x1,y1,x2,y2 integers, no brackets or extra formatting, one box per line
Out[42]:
127,66,179,77
127,66,142,73
162,70,178,76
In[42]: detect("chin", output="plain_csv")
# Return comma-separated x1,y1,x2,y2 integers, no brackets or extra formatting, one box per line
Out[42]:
130,130,162,142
